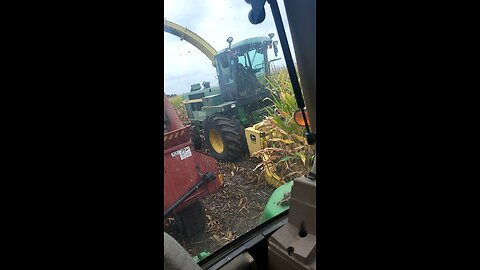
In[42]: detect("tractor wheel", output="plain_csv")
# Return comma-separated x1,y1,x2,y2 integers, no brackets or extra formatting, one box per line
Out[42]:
175,201,206,239
190,126,203,150
204,114,246,161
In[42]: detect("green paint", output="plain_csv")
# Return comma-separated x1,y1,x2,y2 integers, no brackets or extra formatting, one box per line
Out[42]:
191,83,201,91
251,106,271,123
202,94,224,106
192,111,207,122
201,101,236,115
261,181,294,223
182,86,221,101
217,37,272,54
236,106,248,125
192,250,210,263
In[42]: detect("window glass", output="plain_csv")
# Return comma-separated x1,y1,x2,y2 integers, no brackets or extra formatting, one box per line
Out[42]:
164,0,312,263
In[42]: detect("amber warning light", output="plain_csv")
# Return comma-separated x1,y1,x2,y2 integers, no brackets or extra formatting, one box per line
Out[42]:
294,109,310,127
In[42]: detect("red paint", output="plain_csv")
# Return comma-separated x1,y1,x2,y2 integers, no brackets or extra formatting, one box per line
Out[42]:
164,92,184,132
164,126,221,215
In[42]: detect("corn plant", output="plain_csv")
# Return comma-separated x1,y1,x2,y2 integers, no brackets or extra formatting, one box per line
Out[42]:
252,67,314,187
168,95,189,124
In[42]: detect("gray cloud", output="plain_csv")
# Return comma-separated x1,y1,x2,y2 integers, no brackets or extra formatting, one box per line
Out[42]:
164,0,295,95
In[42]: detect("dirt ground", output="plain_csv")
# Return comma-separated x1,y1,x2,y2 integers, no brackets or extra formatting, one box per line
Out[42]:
165,155,276,256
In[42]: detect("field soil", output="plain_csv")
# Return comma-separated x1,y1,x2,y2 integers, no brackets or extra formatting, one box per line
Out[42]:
165,155,276,256
164,105,277,256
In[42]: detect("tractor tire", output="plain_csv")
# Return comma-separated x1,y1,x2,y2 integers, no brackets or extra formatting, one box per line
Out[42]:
175,201,206,239
204,114,247,162
190,126,203,150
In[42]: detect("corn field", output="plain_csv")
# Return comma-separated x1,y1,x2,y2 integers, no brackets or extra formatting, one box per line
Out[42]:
167,67,314,187
168,95,189,124
252,67,315,187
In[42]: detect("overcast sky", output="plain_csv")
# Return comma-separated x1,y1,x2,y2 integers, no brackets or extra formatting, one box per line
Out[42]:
164,0,295,95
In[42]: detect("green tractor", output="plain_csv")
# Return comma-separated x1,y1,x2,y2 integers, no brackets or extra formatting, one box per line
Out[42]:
182,35,280,161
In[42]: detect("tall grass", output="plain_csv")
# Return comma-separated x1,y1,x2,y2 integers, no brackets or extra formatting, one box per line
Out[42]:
168,95,189,124
251,67,314,187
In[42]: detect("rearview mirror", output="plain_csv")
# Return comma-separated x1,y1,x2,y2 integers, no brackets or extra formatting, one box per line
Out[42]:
227,37,233,49
268,58,282,70
273,41,278,57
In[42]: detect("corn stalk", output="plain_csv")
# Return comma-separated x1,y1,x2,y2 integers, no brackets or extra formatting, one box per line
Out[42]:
168,95,189,124
252,67,314,186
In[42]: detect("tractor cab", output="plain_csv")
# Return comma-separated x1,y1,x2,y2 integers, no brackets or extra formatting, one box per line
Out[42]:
215,35,278,103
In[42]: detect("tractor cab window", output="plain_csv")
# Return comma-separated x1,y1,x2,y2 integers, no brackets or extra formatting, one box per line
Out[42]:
235,46,264,96
216,53,234,85
236,46,266,76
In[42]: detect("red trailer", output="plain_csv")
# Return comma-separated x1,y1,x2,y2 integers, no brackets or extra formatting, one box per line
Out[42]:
164,93,222,236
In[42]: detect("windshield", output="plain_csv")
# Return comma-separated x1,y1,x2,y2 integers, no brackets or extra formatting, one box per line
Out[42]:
164,0,311,264
237,48,267,81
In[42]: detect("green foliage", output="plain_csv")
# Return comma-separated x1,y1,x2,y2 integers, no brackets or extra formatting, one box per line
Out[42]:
169,95,183,107
252,67,314,184
168,95,189,124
